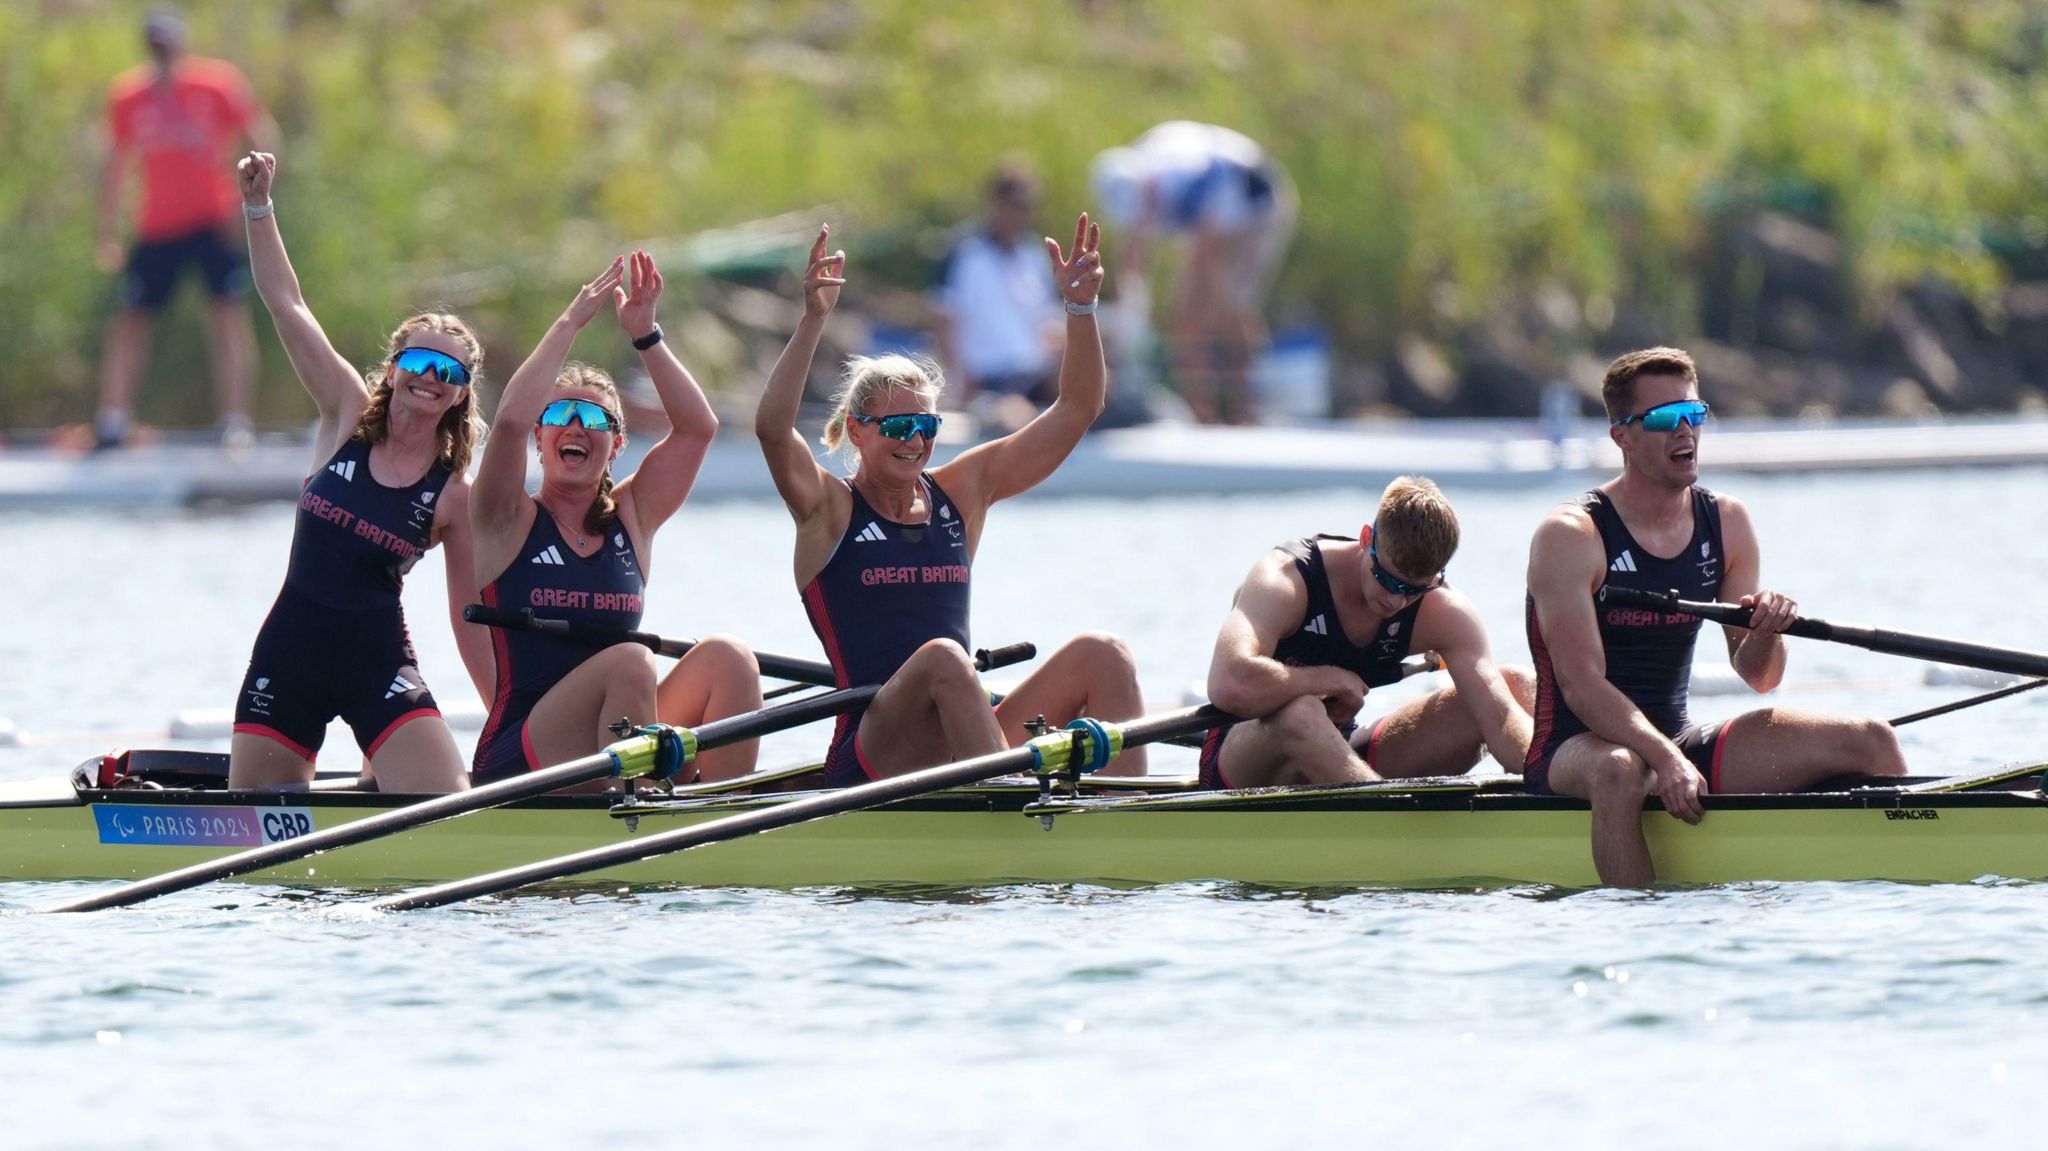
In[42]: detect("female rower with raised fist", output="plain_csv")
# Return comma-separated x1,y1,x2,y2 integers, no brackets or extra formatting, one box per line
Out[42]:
228,151,492,793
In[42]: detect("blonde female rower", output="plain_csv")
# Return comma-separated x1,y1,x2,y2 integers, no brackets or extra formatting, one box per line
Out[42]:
227,152,491,793
756,218,1148,786
469,252,761,785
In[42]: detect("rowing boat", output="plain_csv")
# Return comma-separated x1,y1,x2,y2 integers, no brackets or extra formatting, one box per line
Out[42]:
4,749,2046,890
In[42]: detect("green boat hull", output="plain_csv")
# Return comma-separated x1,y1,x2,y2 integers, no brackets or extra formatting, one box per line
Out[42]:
4,775,2046,890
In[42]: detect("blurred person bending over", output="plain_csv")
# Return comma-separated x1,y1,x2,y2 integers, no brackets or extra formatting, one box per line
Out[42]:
1524,348,1909,886
932,164,1065,433
1091,121,1294,425
94,7,279,450
1202,476,1534,789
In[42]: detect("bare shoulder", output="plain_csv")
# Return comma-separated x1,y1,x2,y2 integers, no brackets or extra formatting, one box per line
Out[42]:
1711,490,1757,532
1531,500,1599,553
1414,584,1488,650
430,471,472,539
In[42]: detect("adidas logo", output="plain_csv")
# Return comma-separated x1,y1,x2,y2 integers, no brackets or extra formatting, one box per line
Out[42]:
855,522,887,543
1303,614,1328,636
530,545,566,566
328,459,356,481
1610,550,1638,573
383,674,412,700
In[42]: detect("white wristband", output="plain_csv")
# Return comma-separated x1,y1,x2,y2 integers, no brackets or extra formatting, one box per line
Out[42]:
243,201,275,221
1063,298,1098,316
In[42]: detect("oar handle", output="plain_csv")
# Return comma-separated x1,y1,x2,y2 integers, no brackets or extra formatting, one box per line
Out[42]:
1596,586,2048,680
464,604,837,686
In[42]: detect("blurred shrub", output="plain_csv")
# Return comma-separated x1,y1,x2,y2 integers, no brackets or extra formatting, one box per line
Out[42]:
4,0,2047,425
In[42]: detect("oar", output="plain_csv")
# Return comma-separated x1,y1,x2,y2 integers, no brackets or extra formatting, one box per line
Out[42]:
1598,586,2048,680
44,642,1035,914
1889,677,2048,727
464,605,837,687
373,705,1224,911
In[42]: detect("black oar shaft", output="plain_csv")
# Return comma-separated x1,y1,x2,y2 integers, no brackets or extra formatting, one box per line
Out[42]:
1890,677,2048,727
464,605,836,686
1597,586,2048,680
375,706,1223,911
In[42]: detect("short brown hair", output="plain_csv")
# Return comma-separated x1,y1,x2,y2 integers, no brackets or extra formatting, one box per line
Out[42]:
1600,347,1698,422
1370,475,1459,579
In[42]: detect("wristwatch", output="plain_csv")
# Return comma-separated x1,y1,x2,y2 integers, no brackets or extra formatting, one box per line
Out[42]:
632,325,664,350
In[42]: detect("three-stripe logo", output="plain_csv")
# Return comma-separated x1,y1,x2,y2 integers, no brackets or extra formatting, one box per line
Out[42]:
1609,550,1638,573
328,459,356,481
855,522,887,543
530,545,566,565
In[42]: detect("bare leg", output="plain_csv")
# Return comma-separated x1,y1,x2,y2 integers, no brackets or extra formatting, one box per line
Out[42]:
229,730,315,790
1211,694,1375,787
366,715,470,793
1368,665,1535,779
853,639,1004,778
993,632,1150,776
523,643,660,789
205,299,257,434
1546,734,1659,887
655,635,765,783
1711,708,1906,792
95,309,155,444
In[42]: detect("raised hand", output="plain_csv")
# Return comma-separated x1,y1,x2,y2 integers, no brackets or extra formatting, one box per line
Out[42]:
1045,212,1105,307
237,150,276,206
613,249,663,340
567,257,626,329
803,224,846,319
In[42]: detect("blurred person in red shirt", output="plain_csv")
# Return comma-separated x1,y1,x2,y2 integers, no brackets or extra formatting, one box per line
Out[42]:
93,7,279,449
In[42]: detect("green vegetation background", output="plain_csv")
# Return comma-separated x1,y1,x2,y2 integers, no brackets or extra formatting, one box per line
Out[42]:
5,0,2047,427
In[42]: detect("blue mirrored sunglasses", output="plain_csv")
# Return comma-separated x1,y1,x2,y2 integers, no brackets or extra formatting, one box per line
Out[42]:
391,346,471,387
855,412,942,442
1613,399,1710,431
1368,534,1444,599
536,398,619,432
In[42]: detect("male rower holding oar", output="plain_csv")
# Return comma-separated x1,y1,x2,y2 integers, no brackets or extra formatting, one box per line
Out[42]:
1201,476,1534,787
1525,347,1907,886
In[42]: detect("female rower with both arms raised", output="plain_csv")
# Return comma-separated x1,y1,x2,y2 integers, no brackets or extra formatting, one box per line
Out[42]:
756,218,1150,785
468,251,762,787
227,152,492,792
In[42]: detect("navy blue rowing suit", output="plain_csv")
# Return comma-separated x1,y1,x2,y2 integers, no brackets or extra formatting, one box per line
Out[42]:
1524,486,1728,793
233,437,451,760
471,507,646,783
801,473,971,787
1199,534,1424,789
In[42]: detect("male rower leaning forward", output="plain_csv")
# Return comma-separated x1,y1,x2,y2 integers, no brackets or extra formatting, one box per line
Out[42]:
1202,476,1534,788
756,218,1149,784
1525,347,1907,886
